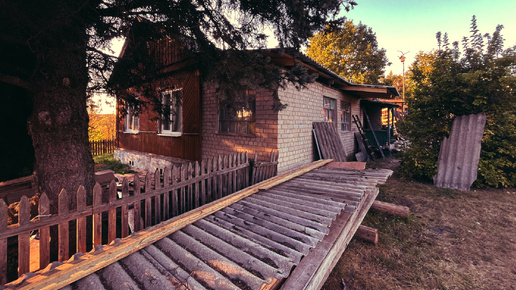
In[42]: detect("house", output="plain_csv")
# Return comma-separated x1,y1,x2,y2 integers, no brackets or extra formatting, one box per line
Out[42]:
114,36,399,174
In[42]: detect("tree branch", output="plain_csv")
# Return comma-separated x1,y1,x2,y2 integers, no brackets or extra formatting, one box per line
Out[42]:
0,72,32,91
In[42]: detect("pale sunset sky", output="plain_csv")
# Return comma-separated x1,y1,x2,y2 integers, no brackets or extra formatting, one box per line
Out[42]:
93,0,516,113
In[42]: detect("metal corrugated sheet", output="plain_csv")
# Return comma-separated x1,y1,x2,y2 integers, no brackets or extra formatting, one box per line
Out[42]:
434,113,487,191
6,166,393,290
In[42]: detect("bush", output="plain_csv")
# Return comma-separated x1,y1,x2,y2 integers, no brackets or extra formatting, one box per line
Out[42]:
94,154,134,174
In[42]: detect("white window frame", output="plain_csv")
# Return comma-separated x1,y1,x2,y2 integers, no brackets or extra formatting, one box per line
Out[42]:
124,102,139,133
159,89,182,137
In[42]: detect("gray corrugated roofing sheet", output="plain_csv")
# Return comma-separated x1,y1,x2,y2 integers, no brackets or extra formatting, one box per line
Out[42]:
5,165,393,290
434,113,487,191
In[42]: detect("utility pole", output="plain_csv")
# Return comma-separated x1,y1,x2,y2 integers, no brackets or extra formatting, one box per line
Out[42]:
398,51,409,112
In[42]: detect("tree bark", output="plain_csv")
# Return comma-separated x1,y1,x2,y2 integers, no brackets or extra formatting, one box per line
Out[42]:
28,23,95,215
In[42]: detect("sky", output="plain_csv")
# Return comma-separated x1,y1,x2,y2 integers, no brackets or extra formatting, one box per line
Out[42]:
342,0,516,75
93,0,516,113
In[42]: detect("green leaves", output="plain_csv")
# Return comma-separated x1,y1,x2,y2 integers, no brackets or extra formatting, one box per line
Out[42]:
306,19,389,84
399,16,516,187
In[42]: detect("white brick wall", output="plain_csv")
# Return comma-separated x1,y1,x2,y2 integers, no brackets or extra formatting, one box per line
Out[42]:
277,82,360,173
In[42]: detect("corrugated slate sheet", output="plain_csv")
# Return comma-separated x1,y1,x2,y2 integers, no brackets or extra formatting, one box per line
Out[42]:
313,122,348,162
5,165,392,290
434,113,487,191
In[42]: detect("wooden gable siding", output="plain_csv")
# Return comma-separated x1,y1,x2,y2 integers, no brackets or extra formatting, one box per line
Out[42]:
118,69,201,161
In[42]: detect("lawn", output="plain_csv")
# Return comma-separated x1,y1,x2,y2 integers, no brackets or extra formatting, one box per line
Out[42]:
323,159,516,290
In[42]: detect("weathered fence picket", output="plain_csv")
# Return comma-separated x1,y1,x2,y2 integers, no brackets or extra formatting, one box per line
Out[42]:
89,139,116,156
0,151,277,284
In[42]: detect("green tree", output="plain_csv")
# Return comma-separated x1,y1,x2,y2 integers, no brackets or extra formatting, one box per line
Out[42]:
398,17,516,187
0,0,357,211
306,19,389,84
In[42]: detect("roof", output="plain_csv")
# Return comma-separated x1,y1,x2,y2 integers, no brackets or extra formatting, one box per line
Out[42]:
6,161,393,290
262,48,399,99
361,99,400,108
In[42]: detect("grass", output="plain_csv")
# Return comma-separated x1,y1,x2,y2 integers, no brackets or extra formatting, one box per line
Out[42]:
322,158,516,290
93,153,134,174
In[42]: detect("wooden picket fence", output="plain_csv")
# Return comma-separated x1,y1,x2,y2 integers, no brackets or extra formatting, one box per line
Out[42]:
89,139,116,156
251,150,279,184
0,152,257,284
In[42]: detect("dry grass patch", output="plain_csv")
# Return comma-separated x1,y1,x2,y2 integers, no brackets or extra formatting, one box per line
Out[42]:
323,159,516,290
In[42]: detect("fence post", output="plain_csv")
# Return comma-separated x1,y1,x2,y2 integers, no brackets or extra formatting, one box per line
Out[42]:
163,167,171,220
154,169,161,224
39,193,50,270
76,186,87,254
108,179,117,244
133,176,141,232
58,190,70,262
93,183,102,247
0,200,7,284
121,178,129,238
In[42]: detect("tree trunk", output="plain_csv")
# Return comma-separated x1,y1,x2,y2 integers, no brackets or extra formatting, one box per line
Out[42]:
28,27,95,215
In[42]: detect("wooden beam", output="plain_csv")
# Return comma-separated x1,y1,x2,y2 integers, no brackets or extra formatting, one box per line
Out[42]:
10,159,333,290
371,200,410,218
355,225,378,245
0,73,32,91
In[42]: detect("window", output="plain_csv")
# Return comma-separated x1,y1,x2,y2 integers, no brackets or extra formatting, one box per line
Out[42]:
340,101,351,131
124,103,139,133
219,91,256,135
323,97,336,123
160,89,182,136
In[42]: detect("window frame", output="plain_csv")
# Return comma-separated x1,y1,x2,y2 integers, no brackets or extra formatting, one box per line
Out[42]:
123,102,140,134
218,90,256,136
159,88,183,137
323,96,336,124
340,101,351,132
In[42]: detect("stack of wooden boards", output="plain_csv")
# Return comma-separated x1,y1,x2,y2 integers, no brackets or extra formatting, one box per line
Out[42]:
5,161,393,290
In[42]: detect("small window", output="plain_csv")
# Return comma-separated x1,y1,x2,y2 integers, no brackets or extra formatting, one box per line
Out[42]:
160,89,182,136
219,90,256,135
124,103,139,133
323,97,336,123
340,101,351,131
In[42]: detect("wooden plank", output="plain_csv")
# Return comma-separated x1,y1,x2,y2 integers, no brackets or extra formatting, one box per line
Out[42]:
93,184,102,246
232,155,237,194
171,166,178,217
217,156,223,199
121,178,129,238
187,163,193,211
108,179,117,244
208,158,217,202
38,193,50,270
223,155,229,196
200,160,206,206
11,159,332,290
76,186,87,254
145,173,152,228
163,167,171,220
17,196,31,276
58,190,69,262
244,152,249,188
207,158,213,203
194,161,200,208
132,177,141,232
154,169,161,224
180,165,186,214
0,199,7,284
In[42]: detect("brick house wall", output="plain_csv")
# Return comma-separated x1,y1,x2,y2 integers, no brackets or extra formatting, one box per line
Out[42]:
201,84,278,163
277,82,361,174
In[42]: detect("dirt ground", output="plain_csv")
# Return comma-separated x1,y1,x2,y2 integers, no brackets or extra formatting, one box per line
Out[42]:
323,159,516,290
